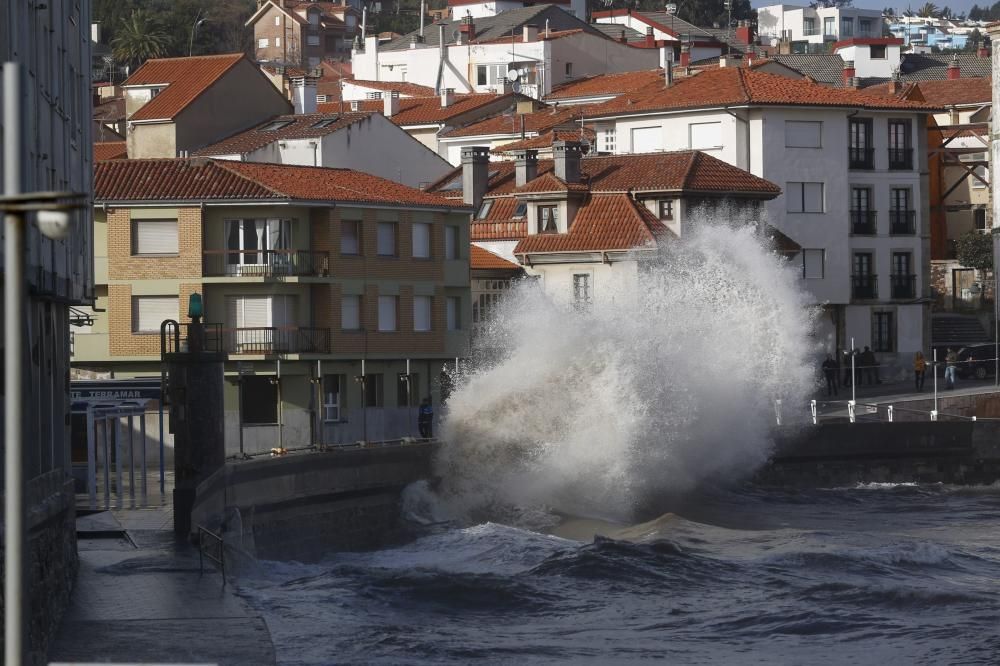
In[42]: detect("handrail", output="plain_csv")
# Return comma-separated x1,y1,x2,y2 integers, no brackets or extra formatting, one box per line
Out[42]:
198,524,226,587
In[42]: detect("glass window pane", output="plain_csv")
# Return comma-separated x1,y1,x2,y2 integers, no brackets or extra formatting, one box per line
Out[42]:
378,296,397,331
412,222,431,258
414,295,432,331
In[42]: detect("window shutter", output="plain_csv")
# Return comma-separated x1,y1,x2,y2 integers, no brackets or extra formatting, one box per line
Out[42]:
447,297,459,331
689,122,722,150
133,297,178,333
414,296,432,331
377,222,396,256
444,226,458,260
378,296,397,331
242,297,272,328
804,183,823,212
133,220,178,254
630,126,662,152
341,295,360,330
412,223,431,258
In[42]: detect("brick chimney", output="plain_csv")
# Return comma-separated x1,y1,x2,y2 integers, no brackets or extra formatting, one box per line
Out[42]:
290,76,318,114
680,44,690,67
645,27,655,47
553,140,582,184
523,24,538,42
440,87,454,107
383,89,400,117
459,15,475,40
735,20,753,46
888,72,901,95
948,54,960,79
842,60,856,87
513,148,539,186
462,146,489,210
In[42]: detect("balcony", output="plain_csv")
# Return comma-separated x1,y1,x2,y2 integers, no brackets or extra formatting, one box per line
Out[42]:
889,210,916,235
888,148,913,170
803,27,820,36
852,274,878,300
203,250,329,278
850,210,877,235
222,327,331,354
891,274,916,300
848,147,874,170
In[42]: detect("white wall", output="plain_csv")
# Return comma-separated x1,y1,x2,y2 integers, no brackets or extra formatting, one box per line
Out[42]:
836,44,902,79
527,260,641,309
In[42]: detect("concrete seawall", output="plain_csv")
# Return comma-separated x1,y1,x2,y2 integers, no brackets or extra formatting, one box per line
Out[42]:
191,442,437,563
760,421,1000,486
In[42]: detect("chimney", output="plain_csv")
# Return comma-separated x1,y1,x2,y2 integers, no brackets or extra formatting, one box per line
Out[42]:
462,146,490,210
523,24,538,42
460,15,475,40
664,59,674,87
842,60,856,87
735,20,753,46
645,26,655,47
553,140,582,184
440,87,455,107
680,44,690,67
410,34,423,49
513,148,539,186
719,54,741,68
290,76,318,114
948,54,960,80
439,23,448,62
383,90,400,117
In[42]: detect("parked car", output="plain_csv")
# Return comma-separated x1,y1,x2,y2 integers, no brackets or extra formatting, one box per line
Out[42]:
956,344,998,379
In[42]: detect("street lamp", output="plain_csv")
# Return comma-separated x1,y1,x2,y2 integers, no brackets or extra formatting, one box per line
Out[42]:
189,16,208,57
2,62,88,665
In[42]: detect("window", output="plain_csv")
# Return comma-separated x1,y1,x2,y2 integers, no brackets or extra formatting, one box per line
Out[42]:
849,118,873,168
888,119,912,170
601,127,616,153
412,222,431,258
260,120,294,131
872,312,895,352
413,295,432,332
447,296,461,330
322,375,344,422
131,296,177,333
378,295,398,331
785,121,822,148
891,188,911,212
477,65,488,86
225,295,297,351
444,225,459,259
565,62,573,76
397,372,420,407
975,208,987,230
307,35,320,46
573,274,592,310
854,252,873,277
258,38,269,48
631,126,663,152
689,122,722,150
803,17,816,35
659,200,674,221
802,249,825,279
539,206,558,232
308,9,320,25
364,373,383,407
341,220,361,255
241,376,278,425
275,37,281,47
312,118,341,129
473,278,512,327
341,295,361,330
275,15,281,25
870,44,886,59
377,222,397,256
786,182,824,213
823,17,835,36
851,186,875,234
513,202,527,218
477,200,493,219
131,219,178,255
841,17,854,37
860,18,873,36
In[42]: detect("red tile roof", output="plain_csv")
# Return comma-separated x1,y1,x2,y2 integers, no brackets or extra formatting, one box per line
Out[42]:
194,112,375,156
832,37,903,50
546,69,666,100
585,66,942,118
318,93,510,125
94,158,468,210
868,77,991,107
93,142,128,162
471,245,521,271
443,106,583,138
124,54,246,122
493,128,596,153
473,29,584,45
94,97,125,122
346,79,437,97
510,172,591,194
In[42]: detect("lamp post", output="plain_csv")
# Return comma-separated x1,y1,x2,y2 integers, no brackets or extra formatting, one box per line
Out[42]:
2,62,87,666
189,15,208,57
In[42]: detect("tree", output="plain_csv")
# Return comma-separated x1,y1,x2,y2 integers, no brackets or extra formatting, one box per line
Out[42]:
111,9,172,68
917,2,940,17
963,28,983,51
955,230,994,272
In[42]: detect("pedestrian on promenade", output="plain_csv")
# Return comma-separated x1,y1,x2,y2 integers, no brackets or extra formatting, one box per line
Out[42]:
860,346,877,385
822,354,838,396
914,351,927,391
418,398,434,438
945,348,958,389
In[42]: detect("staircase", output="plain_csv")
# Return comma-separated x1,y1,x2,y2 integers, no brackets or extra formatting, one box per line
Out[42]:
932,314,991,347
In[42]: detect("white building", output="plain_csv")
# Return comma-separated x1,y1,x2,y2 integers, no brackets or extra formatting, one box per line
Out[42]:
351,5,660,100
757,3,884,52
835,38,904,80
448,0,585,19
584,65,937,370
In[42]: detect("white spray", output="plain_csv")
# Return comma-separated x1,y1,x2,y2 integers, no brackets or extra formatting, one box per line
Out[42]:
436,224,818,523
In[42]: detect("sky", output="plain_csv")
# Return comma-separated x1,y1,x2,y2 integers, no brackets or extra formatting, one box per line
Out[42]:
750,0,987,17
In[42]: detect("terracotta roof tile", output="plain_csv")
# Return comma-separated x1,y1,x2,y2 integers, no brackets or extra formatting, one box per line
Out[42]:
193,112,375,156
547,68,666,100
318,93,510,125
586,66,941,118
443,106,582,138
94,97,125,122
494,128,596,153
868,77,991,107
93,142,128,162
346,79,437,97
514,194,661,254
510,172,590,194
94,158,468,210
471,245,521,270
124,54,246,122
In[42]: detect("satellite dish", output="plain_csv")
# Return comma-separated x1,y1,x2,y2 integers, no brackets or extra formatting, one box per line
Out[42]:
511,81,522,94
452,29,461,40
506,68,520,82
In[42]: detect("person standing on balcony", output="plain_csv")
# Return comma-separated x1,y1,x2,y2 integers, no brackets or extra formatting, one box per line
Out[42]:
822,354,838,396
914,351,927,391
418,398,434,438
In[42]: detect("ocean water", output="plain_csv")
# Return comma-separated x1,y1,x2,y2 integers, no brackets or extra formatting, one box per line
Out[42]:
236,483,1000,665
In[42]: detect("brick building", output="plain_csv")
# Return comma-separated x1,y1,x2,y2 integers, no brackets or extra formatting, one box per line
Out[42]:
76,159,472,453
248,0,359,67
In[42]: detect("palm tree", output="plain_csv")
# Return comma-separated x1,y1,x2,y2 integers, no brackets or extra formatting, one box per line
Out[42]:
917,2,939,17
111,9,171,69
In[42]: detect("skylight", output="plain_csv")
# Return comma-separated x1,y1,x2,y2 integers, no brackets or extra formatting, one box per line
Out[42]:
260,120,294,131
311,118,340,129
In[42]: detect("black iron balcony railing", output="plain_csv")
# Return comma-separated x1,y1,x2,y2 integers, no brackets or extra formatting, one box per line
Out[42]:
848,147,875,170
889,210,916,235
852,274,878,300
850,210,877,235
222,327,331,354
891,274,916,299
203,250,330,277
888,147,913,170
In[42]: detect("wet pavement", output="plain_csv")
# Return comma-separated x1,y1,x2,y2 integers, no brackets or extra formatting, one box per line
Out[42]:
48,507,275,665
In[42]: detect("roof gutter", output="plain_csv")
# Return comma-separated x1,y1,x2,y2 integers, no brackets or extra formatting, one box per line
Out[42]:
94,199,472,213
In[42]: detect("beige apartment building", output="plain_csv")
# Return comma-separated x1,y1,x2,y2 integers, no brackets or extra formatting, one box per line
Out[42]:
248,0,358,67
76,158,471,454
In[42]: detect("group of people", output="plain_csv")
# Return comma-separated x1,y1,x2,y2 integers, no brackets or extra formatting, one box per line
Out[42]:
820,347,882,396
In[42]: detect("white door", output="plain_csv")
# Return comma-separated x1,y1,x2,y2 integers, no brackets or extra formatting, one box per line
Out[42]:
630,126,663,153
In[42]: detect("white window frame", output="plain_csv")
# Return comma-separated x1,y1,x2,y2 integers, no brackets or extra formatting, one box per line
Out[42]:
413,295,432,332
258,38,269,48
322,375,342,422
131,219,179,255
784,121,823,148
341,295,361,330
802,249,825,279
412,222,431,259
275,15,281,25
378,295,398,332
132,296,178,334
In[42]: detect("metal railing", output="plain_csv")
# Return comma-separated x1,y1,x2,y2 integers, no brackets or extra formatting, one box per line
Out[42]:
851,274,878,300
888,147,913,170
889,210,916,235
222,326,331,354
160,320,224,355
848,147,875,170
202,250,329,277
198,525,226,587
850,210,877,235
891,274,916,299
